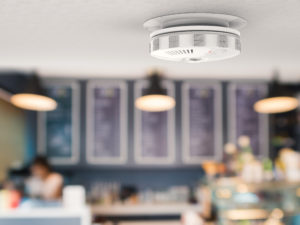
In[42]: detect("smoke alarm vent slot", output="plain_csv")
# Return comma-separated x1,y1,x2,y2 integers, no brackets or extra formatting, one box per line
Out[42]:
153,39,160,51
166,49,195,56
169,35,179,48
194,34,205,46
218,35,228,48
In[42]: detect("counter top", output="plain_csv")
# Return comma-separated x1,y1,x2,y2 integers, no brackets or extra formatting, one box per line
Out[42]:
0,207,89,217
0,207,91,225
92,203,202,216
118,221,181,225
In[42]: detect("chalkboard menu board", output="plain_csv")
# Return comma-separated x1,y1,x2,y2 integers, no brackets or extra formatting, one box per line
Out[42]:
228,83,268,156
38,81,80,165
182,82,222,164
134,80,175,164
86,81,127,164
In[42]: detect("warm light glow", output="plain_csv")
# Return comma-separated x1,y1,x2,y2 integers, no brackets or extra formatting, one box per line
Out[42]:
11,93,57,111
202,161,218,176
225,209,268,220
135,94,175,112
216,188,232,199
270,208,284,220
224,143,237,155
236,184,249,193
254,96,299,114
296,187,300,197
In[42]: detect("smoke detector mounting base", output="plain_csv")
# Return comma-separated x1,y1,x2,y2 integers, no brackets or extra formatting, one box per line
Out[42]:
143,13,247,63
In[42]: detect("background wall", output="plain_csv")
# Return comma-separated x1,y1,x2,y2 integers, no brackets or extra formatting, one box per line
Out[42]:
0,98,26,181
40,78,300,191
1,72,300,192
49,80,206,190
0,72,37,166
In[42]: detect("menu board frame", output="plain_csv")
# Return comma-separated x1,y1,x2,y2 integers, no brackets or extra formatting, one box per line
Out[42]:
297,94,300,150
134,80,175,165
86,80,127,165
182,81,223,164
37,80,80,165
228,82,269,157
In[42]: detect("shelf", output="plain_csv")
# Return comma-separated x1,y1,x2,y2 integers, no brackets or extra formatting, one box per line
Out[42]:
212,177,300,191
210,177,300,223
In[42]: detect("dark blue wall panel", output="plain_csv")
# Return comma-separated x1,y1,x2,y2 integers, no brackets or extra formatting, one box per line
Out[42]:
44,79,205,190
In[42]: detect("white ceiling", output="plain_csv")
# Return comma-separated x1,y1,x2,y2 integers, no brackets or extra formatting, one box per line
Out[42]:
0,0,300,81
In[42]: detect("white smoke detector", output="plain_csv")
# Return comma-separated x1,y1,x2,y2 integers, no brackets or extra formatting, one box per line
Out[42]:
143,13,247,63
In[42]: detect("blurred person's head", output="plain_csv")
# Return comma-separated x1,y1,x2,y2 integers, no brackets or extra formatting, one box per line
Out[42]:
30,156,52,180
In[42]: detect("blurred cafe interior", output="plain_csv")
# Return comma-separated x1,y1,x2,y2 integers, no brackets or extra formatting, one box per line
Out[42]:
1,1,300,225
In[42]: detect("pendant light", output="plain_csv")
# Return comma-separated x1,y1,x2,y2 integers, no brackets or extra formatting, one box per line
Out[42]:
135,73,175,112
10,74,57,111
254,72,299,114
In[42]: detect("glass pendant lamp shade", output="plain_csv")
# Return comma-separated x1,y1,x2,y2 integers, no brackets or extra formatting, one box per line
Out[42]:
254,96,298,114
254,75,299,114
135,73,176,112
10,74,57,111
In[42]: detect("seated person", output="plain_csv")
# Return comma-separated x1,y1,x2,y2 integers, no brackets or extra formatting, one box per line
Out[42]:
26,156,63,201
